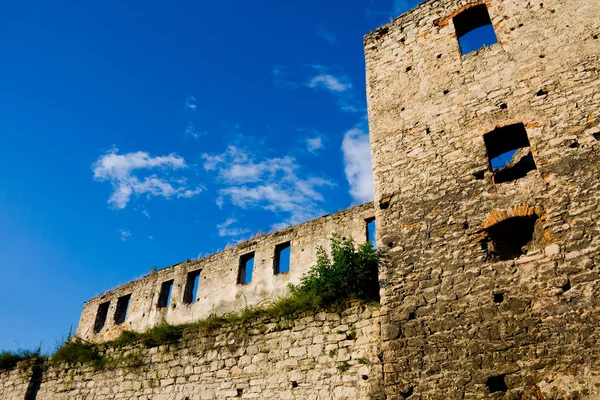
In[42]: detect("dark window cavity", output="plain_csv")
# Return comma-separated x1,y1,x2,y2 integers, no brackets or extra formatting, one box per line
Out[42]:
274,242,291,275
493,292,504,303
238,252,255,284
183,270,201,304
366,217,377,248
114,294,131,325
93,301,110,333
453,4,498,55
157,280,174,308
483,215,538,261
486,374,508,393
483,123,536,184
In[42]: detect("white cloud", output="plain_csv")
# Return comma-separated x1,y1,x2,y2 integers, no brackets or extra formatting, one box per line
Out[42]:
342,127,374,203
135,206,150,218
118,229,131,241
306,66,364,113
272,65,298,89
306,136,324,153
217,218,251,238
148,235,153,240
185,95,197,111
184,122,206,140
92,148,202,209
203,144,335,227
308,74,352,93
316,23,338,44
367,0,413,21
393,0,410,15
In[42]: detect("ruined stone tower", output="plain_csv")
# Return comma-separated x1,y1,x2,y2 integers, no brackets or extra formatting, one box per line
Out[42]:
3,0,600,399
365,0,600,397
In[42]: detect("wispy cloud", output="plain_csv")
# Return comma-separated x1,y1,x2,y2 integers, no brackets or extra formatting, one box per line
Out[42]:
134,206,150,218
185,95,197,111
272,65,298,89
308,74,352,93
184,122,206,140
393,0,411,15
306,66,363,113
306,136,324,153
342,126,374,203
203,144,335,227
118,229,131,241
92,148,202,209
217,218,251,238
367,0,415,21
316,22,338,44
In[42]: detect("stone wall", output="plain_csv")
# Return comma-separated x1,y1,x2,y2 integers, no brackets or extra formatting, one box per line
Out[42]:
365,0,600,398
76,203,375,343
4,1,600,399
37,304,382,399
0,364,38,400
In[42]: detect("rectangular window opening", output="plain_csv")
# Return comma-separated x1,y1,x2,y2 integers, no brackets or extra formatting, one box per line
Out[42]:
483,123,537,184
453,4,498,55
274,242,291,275
157,280,174,308
238,252,255,285
183,270,201,304
366,217,377,248
114,294,131,325
93,301,110,333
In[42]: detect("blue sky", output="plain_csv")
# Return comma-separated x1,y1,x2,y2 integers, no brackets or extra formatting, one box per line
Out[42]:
0,0,426,352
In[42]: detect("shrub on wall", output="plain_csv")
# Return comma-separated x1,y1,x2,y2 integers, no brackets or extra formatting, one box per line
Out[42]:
52,338,101,366
290,236,380,305
0,348,41,371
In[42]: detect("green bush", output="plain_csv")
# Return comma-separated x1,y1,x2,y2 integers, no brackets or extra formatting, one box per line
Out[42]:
140,324,183,348
0,348,41,371
110,330,140,347
52,339,100,366
289,236,379,306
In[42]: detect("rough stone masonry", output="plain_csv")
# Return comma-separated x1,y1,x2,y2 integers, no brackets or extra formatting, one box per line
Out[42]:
365,0,600,398
2,0,600,398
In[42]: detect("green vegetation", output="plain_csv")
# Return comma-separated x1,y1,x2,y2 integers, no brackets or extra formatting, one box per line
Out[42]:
337,361,351,373
0,348,42,371
357,357,370,365
2,236,379,370
290,236,380,305
347,327,357,340
52,338,101,367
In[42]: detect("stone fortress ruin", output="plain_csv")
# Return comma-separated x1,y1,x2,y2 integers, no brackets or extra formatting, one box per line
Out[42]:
76,203,376,343
3,0,600,398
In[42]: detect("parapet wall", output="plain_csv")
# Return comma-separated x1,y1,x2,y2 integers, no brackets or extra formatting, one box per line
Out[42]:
76,203,375,342
31,304,382,400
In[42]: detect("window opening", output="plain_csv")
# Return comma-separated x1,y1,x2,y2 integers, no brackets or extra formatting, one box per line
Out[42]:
482,215,538,261
486,374,508,393
114,294,131,325
274,242,291,275
157,280,174,308
366,218,377,248
483,123,536,184
93,301,110,333
453,4,498,55
183,270,201,304
238,252,255,284
493,292,504,303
